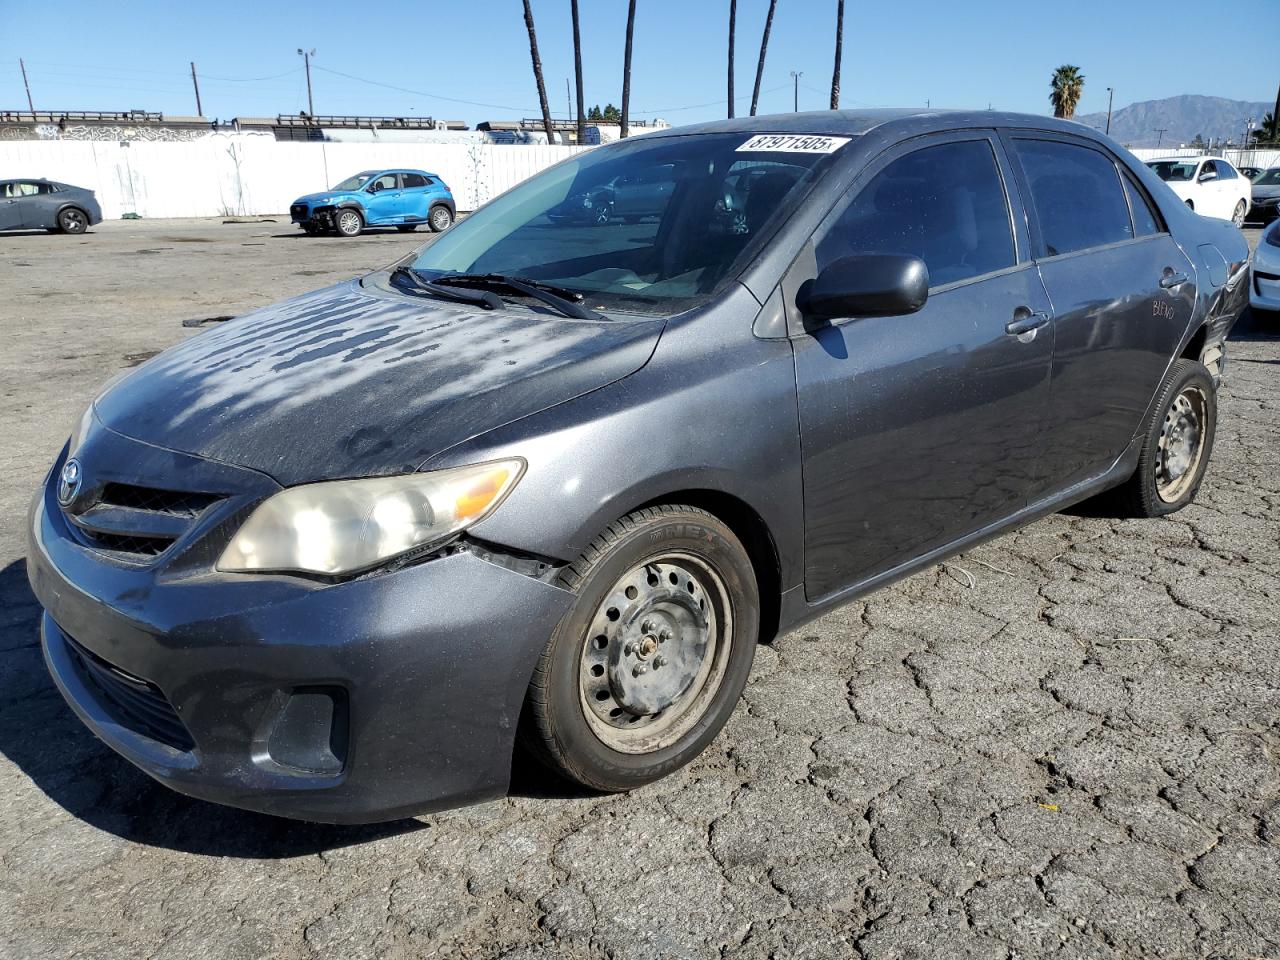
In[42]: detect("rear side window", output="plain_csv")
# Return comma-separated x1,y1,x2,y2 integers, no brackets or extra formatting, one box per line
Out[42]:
1121,174,1163,237
1015,139,1132,256
402,173,428,188
816,139,1016,288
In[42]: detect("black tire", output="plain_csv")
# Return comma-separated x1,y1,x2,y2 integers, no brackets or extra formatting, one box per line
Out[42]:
334,208,364,238
428,205,453,232
302,224,321,236
523,505,759,792
396,224,419,233
57,207,89,234
1106,358,1217,518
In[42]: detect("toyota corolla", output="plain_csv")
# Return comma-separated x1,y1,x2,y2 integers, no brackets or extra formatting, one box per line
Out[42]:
28,110,1249,822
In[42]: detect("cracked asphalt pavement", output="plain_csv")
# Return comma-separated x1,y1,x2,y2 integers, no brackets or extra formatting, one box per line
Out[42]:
1,219,1277,959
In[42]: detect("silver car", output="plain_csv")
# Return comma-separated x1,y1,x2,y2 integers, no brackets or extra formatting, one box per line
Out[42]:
1250,167,1280,224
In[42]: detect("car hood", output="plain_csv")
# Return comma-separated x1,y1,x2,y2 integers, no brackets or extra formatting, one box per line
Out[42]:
93,280,664,486
293,191,359,205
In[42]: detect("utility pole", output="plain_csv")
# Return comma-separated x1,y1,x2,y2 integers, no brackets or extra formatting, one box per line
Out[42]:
1242,117,1253,150
565,78,572,126
297,48,315,116
1105,86,1114,135
190,61,203,117
19,58,34,112
790,70,802,112
1155,127,1166,149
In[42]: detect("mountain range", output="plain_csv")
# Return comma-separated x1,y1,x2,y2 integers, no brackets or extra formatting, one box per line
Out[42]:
1074,94,1273,148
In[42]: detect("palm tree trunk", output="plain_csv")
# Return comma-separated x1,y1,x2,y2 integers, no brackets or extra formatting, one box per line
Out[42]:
750,0,778,117
522,0,557,144
570,0,585,145
727,0,737,119
829,0,843,110
621,0,637,137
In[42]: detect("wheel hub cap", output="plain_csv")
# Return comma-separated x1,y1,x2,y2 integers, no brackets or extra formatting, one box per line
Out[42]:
1156,387,1207,502
579,555,732,753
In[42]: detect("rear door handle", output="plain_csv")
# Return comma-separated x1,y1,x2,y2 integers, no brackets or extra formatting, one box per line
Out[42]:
1005,309,1050,336
1160,270,1189,289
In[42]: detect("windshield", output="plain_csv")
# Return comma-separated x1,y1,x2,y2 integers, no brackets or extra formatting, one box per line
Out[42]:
1256,168,1280,186
333,171,378,191
410,133,843,314
1146,160,1197,182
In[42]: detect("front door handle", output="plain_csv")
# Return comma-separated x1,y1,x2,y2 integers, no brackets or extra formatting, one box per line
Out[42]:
1160,270,1189,289
1005,308,1050,336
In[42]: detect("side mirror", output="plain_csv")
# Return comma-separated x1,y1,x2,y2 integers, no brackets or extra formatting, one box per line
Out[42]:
799,253,929,320
1198,170,1217,183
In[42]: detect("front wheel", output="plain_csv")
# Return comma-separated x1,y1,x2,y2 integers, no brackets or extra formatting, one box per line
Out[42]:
522,506,759,792
1231,200,1246,227
334,208,363,238
57,207,88,234
1107,359,1217,517
428,205,453,232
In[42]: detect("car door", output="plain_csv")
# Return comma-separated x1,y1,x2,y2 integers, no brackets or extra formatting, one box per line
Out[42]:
788,132,1055,600
1212,160,1243,219
399,172,431,222
0,181,44,229
1005,133,1197,492
362,173,403,224
0,182,22,230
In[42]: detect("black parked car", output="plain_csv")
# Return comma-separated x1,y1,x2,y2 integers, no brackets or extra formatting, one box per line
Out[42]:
0,179,102,233
29,110,1249,823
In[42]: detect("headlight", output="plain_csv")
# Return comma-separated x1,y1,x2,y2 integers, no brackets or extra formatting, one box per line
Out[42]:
217,459,524,575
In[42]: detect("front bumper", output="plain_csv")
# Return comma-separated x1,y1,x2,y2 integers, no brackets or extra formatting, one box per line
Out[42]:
1251,269,1280,313
291,204,340,229
28,437,572,823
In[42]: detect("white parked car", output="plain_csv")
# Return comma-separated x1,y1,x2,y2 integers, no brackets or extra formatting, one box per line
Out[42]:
1145,157,1250,225
1250,218,1280,315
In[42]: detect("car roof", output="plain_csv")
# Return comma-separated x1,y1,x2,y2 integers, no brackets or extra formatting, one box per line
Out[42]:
640,108,1117,142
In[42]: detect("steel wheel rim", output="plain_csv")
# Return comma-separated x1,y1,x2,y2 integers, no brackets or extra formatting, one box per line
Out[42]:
431,208,450,230
1156,385,1207,503
578,552,733,754
338,211,360,234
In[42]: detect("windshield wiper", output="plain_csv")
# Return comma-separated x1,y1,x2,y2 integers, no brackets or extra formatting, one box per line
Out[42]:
433,273,608,321
390,265,503,310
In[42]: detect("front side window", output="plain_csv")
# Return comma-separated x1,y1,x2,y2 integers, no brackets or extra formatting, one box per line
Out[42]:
1016,139,1132,257
410,132,837,313
367,174,398,193
4,181,44,197
1212,160,1237,180
816,138,1016,288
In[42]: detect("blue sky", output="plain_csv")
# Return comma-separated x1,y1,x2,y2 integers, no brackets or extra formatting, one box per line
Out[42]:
2,0,1273,125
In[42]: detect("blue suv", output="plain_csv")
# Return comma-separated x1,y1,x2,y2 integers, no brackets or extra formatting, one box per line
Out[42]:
290,169,456,238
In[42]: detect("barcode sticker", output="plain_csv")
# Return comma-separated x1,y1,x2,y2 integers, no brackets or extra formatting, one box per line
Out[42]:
737,134,851,154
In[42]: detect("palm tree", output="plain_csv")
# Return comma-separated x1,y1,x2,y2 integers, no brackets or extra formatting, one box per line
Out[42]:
727,0,737,119
1249,111,1277,146
621,0,637,137
570,0,585,144
522,0,557,144
749,0,779,116
1049,65,1085,119
829,0,844,109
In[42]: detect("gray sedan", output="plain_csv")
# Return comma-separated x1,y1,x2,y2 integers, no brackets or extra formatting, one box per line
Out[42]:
28,109,1251,822
1250,167,1280,223
0,178,102,234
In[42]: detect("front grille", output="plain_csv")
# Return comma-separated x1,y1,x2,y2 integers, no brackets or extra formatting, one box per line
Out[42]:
64,482,223,561
64,632,194,751
291,203,308,219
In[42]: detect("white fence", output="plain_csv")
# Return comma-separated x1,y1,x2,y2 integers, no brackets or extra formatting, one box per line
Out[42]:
0,135,593,220
1130,146,1280,169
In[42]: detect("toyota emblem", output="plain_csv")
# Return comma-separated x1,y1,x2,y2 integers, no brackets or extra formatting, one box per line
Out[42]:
58,458,83,506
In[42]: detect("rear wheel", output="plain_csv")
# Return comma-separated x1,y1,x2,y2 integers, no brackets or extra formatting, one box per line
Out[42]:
428,205,453,232
522,505,759,792
334,208,363,238
57,207,88,234
1105,359,1216,517
1231,200,1246,227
